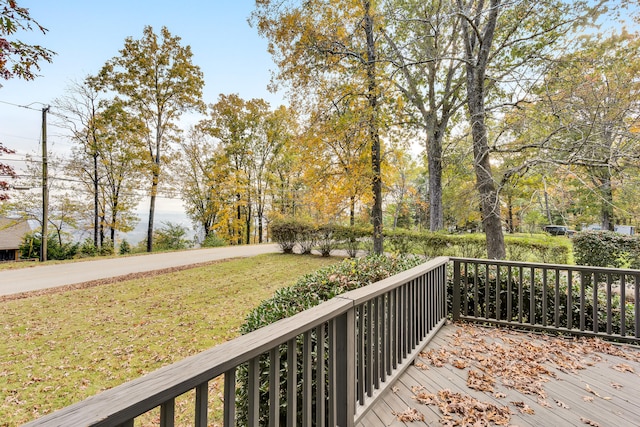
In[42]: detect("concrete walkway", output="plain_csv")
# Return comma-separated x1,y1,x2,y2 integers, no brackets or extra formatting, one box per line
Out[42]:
0,244,280,297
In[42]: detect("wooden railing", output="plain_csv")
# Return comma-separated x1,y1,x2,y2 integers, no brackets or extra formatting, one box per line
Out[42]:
23,257,449,427
451,257,640,344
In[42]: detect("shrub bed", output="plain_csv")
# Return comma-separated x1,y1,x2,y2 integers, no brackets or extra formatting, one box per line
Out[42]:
573,231,640,268
235,254,424,425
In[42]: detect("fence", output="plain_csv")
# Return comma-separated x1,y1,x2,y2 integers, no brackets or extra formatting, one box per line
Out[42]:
23,257,449,427
451,257,640,344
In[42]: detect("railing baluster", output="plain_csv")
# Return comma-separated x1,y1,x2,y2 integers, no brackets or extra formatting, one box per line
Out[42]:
567,270,573,330
286,339,297,427
269,347,280,427
530,267,535,325
592,272,599,334
315,324,325,427
328,319,337,427
633,275,640,338
518,266,524,323
248,357,260,426
542,268,548,327
195,382,208,427
484,264,490,319
357,304,364,405
495,265,501,321
160,398,175,427
607,274,613,335
452,260,461,321
620,275,627,337
554,269,560,328
580,272,586,331
507,265,513,322
224,368,236,427
366,300,373,397
336,309,355,427
303,331,312,426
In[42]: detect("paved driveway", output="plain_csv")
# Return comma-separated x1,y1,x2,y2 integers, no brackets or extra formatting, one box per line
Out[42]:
0,244,280,297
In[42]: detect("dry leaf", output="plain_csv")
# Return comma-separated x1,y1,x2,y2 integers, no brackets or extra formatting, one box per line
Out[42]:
581,417,601,426
611,382,623,389
452,359,467,369
392,386,399,394
582,396,594,402
494,392,506,399
413,391,437,405
393,407,425,422
612,363,635,373
554,399,570,409
585,384,601,397
511,401,535,414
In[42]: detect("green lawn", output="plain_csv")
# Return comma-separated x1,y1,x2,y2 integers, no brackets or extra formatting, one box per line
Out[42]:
0,253,341,426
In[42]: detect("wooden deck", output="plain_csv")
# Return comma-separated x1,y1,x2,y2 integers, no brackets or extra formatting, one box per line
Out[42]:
357,323,640,427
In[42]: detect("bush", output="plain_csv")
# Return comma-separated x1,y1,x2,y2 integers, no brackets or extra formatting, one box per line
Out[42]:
315,224,337,257
19,232,79,260
201,233,227,248
334,225,371,257
271,218,302,253
236,254,424,426
153,222,191,251
573,231,640,268
386,228,415,255
119,239,131,255
78,238,97,257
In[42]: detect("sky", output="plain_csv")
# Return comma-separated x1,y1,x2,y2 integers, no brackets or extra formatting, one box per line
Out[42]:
0,1,283,242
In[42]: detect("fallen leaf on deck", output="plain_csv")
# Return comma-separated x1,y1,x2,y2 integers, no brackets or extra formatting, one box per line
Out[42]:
611,382,622,389
510,401,535,414
612,363,634,373
581,417,601,426
393,407,425,422
554,399,570,409
582,396,594,402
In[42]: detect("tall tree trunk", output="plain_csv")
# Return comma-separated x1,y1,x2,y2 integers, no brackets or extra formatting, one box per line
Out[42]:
459,0,506,259
147,163,160,252
93,152,99,248
364,1,383,255
427,128,444,230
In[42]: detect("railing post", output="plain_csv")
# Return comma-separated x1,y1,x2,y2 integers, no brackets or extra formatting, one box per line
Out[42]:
452,259,461,321
336,307,355,427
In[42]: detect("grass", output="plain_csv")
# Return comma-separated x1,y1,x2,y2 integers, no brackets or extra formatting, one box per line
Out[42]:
0,253,342,426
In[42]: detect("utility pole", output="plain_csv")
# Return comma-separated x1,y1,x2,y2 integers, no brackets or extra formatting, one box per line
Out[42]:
40,106,49,262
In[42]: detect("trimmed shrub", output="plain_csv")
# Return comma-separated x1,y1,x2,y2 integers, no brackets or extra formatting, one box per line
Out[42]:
236,254,424,426
573,231,640,268
271,218,300,253
315,224,337,257
386,228,415,255
334,225,371,257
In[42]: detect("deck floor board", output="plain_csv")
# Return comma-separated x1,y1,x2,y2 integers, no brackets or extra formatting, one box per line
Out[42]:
356,323,640,427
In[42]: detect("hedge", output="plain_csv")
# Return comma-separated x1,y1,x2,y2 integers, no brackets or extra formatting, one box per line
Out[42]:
573,230,640,269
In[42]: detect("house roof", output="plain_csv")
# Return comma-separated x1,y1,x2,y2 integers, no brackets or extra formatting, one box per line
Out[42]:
0,217,31,250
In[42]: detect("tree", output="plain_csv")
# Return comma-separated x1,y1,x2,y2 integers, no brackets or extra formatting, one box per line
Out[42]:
252,0,387,254
177,126,231,243
0,0,54,81
518,31,640,230
0,0,54,200
455,0,597,258
98,26,204,252
55,78,104,247
383,0,467,231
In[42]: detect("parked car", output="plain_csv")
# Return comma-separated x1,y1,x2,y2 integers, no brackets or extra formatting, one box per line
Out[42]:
544,225,573,236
